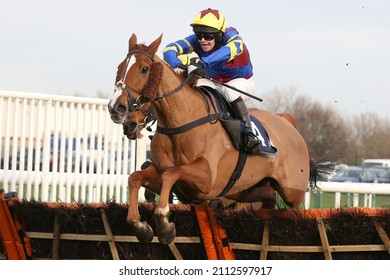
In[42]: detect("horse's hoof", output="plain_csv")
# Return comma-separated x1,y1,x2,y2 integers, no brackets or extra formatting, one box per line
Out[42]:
134,221,154,243
157,222,176,244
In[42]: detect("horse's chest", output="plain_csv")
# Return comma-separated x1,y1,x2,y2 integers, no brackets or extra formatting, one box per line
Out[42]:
172,147,195,165
154,134,209,166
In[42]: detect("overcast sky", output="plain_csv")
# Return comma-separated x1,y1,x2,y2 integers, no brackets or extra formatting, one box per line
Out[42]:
1,0,389,119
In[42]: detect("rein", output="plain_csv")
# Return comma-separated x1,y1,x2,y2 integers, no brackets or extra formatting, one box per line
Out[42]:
150,74,193,102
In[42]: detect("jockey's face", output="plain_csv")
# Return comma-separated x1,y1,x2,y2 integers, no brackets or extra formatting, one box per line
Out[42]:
198,37,215,52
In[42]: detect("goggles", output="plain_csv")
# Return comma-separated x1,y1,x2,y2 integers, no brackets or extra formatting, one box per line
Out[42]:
194,32,219,41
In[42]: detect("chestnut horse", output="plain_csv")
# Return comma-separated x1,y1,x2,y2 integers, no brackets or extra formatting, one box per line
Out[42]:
108,34,323,244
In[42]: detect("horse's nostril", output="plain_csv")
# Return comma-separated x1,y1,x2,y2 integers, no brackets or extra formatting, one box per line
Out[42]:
117,104,126,114
128,122,138,130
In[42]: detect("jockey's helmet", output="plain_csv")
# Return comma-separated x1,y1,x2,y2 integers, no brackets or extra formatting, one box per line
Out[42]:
190,8,226,33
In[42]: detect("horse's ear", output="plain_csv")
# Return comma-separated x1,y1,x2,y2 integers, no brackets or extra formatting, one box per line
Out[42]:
148,33,163,55
129,33,137,50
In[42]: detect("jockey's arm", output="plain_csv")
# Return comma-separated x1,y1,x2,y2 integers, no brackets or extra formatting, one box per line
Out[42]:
163,36,194,68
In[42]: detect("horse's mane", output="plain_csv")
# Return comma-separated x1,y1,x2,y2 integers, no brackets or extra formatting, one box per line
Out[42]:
137,43,188,100
136,42,164,100
144,62,163,100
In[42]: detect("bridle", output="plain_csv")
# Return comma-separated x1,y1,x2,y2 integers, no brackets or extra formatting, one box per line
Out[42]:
115,49,194,127
115,49,154,112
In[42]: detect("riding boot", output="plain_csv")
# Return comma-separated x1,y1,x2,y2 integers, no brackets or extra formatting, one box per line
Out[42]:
230,97,261,155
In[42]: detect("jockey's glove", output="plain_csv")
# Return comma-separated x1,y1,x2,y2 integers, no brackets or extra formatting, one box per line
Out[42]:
174,66,186,75
188,57,206,77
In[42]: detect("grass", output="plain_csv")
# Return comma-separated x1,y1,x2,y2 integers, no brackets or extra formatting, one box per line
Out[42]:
305,192,390,209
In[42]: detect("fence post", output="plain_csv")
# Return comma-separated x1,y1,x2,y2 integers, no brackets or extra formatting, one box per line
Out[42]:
41,99,52,201
353,193,359,207
304,191,311,209
334,192,341,208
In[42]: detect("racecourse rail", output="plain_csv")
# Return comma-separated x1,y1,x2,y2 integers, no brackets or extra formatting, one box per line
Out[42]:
1,90,389,207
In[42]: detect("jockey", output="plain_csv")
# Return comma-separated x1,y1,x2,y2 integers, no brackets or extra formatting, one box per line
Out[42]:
163,8,261,155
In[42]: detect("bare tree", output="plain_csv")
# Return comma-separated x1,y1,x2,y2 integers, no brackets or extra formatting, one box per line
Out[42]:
291,97,350,160
352,113,390,161
260,86,299,113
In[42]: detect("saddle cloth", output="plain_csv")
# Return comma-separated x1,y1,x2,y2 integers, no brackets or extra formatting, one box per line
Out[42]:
247,115,277,155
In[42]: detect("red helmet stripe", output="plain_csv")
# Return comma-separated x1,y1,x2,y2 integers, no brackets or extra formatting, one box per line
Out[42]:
200,8,220,20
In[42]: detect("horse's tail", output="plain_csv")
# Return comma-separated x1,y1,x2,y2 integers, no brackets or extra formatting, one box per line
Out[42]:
309,157,341,190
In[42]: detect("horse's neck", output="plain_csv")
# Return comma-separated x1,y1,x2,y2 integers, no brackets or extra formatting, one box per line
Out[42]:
155,62,206,128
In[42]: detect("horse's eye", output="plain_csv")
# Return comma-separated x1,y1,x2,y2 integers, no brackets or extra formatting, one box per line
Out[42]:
141,66,149,74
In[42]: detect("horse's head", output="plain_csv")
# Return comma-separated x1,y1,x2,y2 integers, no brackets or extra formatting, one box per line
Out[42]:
108,33,162,139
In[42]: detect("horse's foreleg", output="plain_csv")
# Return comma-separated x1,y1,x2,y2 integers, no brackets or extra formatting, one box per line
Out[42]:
153,167,181,244
127,164,161,243
154,157,212,244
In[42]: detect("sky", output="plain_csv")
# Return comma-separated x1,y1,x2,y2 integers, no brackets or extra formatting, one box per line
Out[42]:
1,0,389,119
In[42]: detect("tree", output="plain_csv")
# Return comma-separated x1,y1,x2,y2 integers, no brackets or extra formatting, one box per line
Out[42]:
351,113,390,161
256,86,298,113
289,96,350,160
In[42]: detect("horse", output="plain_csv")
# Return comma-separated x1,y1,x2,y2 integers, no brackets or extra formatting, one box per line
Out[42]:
108,33,327,244
120,101,297,207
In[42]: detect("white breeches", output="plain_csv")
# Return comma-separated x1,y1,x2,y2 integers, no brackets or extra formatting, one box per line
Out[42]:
195,77,255,103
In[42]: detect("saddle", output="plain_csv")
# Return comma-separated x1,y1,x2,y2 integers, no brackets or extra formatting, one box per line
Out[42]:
196,86,277,155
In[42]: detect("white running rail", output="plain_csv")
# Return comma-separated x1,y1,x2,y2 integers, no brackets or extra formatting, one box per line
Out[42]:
0,90,148,203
